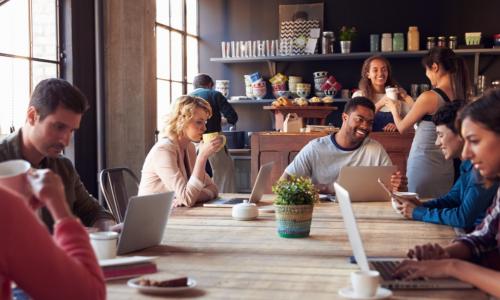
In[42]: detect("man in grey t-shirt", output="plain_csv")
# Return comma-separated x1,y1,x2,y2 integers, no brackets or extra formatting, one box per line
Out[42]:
282,97,407,193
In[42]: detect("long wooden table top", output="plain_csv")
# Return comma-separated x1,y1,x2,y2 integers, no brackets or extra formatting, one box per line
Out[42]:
106,194,487,299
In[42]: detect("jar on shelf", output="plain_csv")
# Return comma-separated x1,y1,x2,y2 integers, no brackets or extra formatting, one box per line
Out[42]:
448,36,457,49
322,31,335,54
437,36,446,47
407,26,420,51
393,33,404,51
426,37,436,50
381,33,392,52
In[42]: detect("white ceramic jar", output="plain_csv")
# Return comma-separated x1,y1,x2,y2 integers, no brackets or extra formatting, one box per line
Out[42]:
232,200,258,221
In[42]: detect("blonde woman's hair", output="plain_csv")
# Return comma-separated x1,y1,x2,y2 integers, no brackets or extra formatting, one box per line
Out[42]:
162,95,212,140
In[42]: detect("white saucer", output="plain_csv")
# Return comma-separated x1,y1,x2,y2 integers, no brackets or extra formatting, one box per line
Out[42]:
338,286,392,299
127,277,196,295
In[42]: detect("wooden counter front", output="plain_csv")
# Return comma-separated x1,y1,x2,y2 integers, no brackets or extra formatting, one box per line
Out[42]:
251,131,414,193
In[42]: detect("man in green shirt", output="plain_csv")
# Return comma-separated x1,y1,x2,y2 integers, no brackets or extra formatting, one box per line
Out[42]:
0,78,115,231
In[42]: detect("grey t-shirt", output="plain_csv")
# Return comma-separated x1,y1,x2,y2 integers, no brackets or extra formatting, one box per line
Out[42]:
285,135,392,186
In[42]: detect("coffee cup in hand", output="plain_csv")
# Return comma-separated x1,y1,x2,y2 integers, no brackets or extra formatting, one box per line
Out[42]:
385,87,399,101
391,191,419,213
90,231,119,260
202,132,226,152
0,159,33,201
351,270,381,297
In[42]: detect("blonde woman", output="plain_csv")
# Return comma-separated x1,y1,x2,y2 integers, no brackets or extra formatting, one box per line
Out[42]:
139,96,221,207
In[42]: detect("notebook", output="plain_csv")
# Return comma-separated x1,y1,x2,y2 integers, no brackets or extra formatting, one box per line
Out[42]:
336,166,397,202
117,192,174,255
203,162,274,207
334,182,473,290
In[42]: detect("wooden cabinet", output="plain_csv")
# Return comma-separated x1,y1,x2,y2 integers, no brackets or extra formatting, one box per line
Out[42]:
251,131,414,193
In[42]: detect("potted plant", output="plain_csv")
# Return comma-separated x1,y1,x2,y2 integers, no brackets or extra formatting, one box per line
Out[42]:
339,26,357,54
272,176,319,238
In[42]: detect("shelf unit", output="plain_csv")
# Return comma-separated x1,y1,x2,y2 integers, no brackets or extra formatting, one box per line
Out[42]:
211,48,500,84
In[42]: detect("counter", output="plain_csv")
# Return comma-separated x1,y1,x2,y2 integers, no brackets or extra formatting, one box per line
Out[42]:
251,131,414,193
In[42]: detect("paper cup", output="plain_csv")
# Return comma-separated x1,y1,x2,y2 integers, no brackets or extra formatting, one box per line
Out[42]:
90,231,119,260
0,159,32,199
202,132,226,152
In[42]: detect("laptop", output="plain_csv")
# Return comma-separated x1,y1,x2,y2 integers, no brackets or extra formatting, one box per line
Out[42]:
203,162,274,208
117,192,174,255
333,182,473,290
336,166,397,202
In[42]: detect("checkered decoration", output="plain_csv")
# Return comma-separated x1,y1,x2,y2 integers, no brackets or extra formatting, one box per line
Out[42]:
280,20,320,55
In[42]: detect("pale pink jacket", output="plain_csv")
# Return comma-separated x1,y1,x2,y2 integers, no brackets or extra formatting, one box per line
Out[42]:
138,138,218,207
0,186,105,300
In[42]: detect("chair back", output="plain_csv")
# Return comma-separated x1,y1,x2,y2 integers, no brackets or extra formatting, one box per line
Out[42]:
99,167,140,223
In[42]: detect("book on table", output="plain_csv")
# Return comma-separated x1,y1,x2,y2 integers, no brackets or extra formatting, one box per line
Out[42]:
99,256,158,281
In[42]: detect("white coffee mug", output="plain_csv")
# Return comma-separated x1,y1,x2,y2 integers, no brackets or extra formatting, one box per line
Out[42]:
392,192,419,213
351,270,380,297
385,87,399,101
0,159,32,199
90,231,119,260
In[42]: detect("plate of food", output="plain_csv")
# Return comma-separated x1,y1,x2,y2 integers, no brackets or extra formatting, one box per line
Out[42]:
127,276,196,295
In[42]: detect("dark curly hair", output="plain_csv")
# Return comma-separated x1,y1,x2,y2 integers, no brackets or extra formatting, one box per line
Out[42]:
432,100,465,134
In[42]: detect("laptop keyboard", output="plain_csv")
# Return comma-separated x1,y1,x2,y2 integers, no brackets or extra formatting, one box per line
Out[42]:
223,198,246,204
370,260,425,281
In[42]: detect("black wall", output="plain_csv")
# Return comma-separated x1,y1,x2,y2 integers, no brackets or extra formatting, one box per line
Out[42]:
199,0,500,97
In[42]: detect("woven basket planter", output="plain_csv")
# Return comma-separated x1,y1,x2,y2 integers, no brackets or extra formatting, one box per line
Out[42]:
274,204,314,238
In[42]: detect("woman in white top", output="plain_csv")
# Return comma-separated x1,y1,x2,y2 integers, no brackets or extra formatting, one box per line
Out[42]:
352,55,413,132
138,96,222,207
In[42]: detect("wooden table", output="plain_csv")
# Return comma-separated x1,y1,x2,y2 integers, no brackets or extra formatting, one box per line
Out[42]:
107,195,486,299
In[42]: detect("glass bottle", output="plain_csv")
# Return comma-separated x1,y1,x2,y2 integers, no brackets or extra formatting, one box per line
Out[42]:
448,36,457,49
426,37,436,50
393,33,404,51
407,26,420,51
381,33,392,52
322,31,335,54
437,36,446,47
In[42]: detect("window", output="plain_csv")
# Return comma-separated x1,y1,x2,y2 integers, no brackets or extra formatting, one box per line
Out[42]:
0,0,59,136
156,0,198,131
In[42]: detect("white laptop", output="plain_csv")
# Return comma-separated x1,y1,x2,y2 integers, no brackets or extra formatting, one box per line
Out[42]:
203,162,274,208
334,182,473,290
336,166,397,202
117,192,174,255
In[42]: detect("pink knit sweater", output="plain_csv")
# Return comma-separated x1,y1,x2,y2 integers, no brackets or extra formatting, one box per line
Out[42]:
0,186,105,300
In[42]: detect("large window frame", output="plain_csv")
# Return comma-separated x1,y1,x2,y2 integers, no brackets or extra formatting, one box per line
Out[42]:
155,0,199,130
0,0,60,136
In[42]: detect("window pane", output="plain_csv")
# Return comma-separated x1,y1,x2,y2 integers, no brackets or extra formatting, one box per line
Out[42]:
186,36,198,82
0,0,29,56
170,0,183,30
32,0,58,61
156,27,170,80
171,31,183,81
0,57,29,135
157,79,171,131
32,61,58,91
187,83,194,94
171,81,183,103
156,0,169,25
186,0,197,35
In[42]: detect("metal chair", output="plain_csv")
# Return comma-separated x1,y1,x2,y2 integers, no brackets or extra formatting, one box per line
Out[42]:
99,167,140,223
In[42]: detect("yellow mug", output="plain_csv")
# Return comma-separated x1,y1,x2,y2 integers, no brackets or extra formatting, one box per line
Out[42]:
202,132,226,152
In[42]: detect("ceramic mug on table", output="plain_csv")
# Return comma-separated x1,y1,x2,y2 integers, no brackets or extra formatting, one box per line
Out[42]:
202,132,226,152
351,270,381,297
90,231,119,260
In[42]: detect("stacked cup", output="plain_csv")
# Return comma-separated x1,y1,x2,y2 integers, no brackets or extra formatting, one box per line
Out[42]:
244,75,254,98
215,80,230,98
296,83,311,98
288,76,303,94
313,71,328,97
269,73,288,98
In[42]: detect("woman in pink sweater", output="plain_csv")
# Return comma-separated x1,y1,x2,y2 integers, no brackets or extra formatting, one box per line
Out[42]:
0,169,105,300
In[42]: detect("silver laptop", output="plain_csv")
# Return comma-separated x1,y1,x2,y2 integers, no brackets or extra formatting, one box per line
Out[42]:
334,182,473,290
203,162,274,207
117,192,174,255
337,166,397,202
